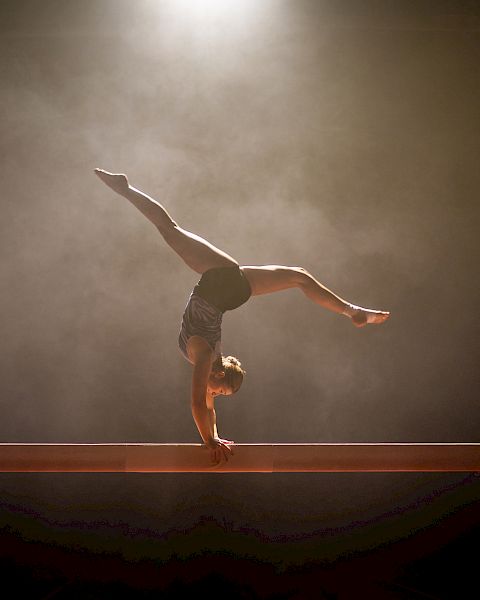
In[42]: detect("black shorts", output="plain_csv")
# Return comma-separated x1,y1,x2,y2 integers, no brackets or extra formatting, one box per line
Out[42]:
193,265,252,313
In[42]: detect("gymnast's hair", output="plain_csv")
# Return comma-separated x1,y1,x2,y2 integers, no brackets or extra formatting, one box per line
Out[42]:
212,354,246,395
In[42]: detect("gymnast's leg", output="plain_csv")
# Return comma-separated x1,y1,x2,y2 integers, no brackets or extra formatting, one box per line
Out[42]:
94,169,238,274
241,265,390,327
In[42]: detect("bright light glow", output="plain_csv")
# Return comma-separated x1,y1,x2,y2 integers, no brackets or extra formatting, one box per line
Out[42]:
152,0,271,68
162,0,264,34
175,0,253,20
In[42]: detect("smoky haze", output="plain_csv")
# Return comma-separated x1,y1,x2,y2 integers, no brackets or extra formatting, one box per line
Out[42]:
0,0,479,582
1,0,478,445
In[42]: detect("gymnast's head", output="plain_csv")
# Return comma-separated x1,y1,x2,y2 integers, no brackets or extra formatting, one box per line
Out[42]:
208,355,246,397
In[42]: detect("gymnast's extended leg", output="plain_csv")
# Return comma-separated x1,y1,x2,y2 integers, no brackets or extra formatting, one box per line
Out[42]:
94,169,237,274
241,265,390,327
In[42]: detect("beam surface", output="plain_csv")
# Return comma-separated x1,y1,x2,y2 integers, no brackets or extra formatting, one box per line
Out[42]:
0,444,479,472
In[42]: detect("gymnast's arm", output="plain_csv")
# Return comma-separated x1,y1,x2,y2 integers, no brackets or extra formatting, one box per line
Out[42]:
189,337,233,463
206,401,219,439
206,401,234,446
190,355,216,447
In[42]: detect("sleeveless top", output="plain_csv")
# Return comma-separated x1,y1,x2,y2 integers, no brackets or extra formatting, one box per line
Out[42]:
178,292,223,363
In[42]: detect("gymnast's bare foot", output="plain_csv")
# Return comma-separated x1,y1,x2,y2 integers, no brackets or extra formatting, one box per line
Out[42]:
350,307,390,328
94,168,129,195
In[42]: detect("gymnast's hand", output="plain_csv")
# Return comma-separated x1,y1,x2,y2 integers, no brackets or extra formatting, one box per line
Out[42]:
217,437,235,445
207,437,235,465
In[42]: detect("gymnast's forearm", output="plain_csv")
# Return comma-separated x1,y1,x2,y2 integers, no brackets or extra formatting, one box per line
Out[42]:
208,408,219,439
191,401,215,446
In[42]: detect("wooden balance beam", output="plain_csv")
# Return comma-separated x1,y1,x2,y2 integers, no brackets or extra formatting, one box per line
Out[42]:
0,444,479,473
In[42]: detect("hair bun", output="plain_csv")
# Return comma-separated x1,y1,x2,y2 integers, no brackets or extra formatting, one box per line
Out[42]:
221,355,246,389
225,355,241,367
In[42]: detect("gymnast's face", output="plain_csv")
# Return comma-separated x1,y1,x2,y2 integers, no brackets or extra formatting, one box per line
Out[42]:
207,371,233,397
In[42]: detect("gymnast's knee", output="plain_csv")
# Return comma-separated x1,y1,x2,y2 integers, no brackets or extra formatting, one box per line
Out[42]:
293,266,313,288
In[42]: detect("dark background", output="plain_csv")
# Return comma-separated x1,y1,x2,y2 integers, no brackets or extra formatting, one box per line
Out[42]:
1,1,479,597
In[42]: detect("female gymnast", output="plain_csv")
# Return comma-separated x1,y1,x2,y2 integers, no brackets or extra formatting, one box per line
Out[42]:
94,169,390,464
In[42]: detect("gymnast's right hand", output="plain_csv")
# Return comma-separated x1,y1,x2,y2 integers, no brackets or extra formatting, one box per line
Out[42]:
207,438,234,465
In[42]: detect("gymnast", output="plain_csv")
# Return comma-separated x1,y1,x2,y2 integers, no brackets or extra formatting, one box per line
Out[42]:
95,169,390,464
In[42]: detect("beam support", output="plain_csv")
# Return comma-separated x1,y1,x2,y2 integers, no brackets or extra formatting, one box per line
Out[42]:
0,444,479,473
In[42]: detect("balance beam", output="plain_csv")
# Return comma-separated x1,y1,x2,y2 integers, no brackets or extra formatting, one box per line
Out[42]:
0,444,479,472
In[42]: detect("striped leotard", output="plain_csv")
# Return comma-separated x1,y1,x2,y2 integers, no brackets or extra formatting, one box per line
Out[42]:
178,265,251,363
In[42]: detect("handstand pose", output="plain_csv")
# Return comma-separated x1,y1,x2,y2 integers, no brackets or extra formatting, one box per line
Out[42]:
94,169,390,464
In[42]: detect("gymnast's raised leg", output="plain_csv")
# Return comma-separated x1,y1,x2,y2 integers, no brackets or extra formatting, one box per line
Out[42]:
94,168,238,275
